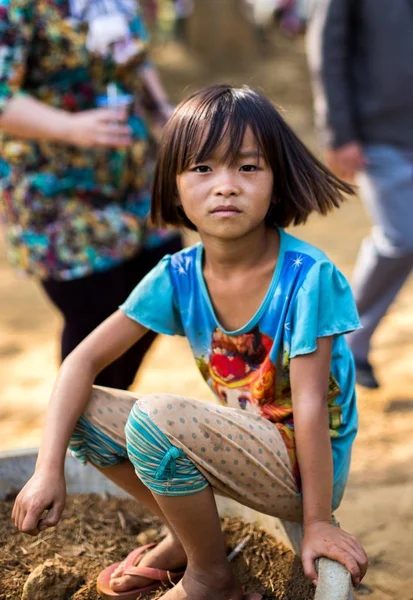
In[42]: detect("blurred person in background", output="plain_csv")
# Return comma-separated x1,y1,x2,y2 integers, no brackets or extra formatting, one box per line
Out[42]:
307,0,413,389
173,0,193,43
140,0,159,26
274,0,319,37
275,0,307,36
0,0,182,389
242,0,318,45
243,0,278,50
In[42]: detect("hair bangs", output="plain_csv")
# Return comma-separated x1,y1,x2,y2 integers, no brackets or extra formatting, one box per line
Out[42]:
176,88,268,172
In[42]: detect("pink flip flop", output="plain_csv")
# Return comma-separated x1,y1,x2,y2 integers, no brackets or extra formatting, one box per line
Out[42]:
96,543,186,600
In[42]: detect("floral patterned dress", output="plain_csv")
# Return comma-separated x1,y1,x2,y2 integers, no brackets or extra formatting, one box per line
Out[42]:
0,0,173,280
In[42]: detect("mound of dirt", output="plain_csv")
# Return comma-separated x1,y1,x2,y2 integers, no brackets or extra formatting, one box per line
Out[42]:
21,557,85,600
0,494,314,600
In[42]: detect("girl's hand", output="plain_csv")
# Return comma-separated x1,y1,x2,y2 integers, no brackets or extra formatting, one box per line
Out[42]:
302,521,368,588
12,469,66,536
65,108,132,148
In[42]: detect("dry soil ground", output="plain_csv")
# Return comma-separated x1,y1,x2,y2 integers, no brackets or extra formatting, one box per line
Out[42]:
1,34,413,599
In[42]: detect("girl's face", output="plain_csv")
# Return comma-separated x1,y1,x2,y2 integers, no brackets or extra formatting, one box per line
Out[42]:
176,128,274,240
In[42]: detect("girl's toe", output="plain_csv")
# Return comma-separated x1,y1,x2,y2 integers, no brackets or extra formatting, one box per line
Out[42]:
110,576,125,591
110,562,125,580
110,574,139,593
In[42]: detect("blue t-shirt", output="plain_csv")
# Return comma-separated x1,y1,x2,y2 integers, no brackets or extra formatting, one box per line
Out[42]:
120,229,360,510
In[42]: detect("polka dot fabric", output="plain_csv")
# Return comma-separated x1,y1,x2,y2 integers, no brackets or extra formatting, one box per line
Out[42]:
71,386,302,522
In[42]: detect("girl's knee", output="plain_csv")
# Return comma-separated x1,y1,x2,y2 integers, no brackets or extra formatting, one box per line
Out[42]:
125,401,208,496
125,394,171,439
69,386,134,468
134,393,181,423
133,395,201,443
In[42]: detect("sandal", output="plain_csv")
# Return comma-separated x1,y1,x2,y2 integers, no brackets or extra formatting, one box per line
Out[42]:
96,543,186,600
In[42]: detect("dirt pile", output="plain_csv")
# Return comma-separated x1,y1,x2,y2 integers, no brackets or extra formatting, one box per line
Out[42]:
21,557,84,600
0,494,314,600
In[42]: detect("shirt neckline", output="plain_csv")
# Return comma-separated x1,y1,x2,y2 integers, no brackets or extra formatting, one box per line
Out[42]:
195,228,286,336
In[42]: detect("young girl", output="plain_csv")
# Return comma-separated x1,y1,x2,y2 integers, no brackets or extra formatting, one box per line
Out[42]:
13,84,368,600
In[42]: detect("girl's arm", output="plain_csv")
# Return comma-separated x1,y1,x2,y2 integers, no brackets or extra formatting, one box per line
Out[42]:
290,337,368,587
37,311,147,470
12,311,147,535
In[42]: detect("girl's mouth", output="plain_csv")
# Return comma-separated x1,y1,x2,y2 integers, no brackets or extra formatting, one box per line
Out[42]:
210,205,242,215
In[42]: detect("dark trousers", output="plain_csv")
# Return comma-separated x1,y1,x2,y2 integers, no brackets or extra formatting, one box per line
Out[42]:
42,236,182,389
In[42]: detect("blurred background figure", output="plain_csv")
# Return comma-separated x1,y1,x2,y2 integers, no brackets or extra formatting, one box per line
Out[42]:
307,0,413,389
140,0,160,33
276,0,319,36
243,0,280,51
242,0,318,53
0,0,181,390
173,0,194,43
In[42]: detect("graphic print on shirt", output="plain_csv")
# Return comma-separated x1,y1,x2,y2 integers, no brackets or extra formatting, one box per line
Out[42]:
206,326,274,414
196,320,343,486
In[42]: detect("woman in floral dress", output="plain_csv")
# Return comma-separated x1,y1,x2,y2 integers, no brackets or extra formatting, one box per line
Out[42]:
0,0,182,388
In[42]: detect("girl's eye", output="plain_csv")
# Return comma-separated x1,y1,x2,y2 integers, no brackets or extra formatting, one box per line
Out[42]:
240,165,258,172
192,165,211,173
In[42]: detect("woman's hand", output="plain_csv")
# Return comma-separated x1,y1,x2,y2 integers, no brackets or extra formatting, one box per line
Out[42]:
325,141,367,182
65,108,132,148
12,469,66,536
302,520,368,588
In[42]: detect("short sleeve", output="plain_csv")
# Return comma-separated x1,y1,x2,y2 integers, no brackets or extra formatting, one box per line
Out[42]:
119,255,185,336
0,0,34,116
290,260,361,358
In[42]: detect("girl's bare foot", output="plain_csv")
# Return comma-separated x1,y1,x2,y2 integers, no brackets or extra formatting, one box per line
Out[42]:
110,532,187,592
155,565,246,600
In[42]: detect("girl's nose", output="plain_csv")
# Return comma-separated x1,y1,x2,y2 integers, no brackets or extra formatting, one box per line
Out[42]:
214,176,240,197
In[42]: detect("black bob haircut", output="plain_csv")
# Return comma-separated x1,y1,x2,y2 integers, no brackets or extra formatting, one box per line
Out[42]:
151,84,354,231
